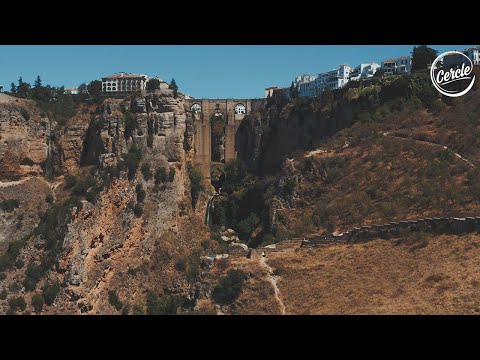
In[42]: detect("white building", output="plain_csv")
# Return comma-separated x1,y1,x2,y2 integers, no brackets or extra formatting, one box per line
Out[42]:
291,74,316,97
349,62,381,81
465,46,480,65
64,87,79,95
381,56,412,75
313,64,351,96
444,46,480,67
265,86,281,98
102,72,148,93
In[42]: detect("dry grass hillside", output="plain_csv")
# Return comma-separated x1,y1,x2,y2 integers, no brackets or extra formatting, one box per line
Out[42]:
275,90,480,239
265,233,480,314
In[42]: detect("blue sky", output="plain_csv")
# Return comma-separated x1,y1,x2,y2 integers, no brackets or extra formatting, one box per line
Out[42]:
0,45,472,98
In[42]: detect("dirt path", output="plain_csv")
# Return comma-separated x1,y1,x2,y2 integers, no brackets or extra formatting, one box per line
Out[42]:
0,178,29,188
259,256,286,315
383,132,476,169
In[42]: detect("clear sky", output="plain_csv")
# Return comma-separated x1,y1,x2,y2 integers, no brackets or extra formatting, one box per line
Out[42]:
0,45,472,99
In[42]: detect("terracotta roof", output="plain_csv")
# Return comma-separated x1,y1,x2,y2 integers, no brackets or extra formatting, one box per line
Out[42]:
102,73,147,80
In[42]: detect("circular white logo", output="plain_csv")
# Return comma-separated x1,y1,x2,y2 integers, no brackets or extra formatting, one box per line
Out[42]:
430,51,475,97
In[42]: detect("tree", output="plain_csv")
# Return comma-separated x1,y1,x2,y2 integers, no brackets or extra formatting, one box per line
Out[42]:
8,296,27,312
17,78,31,98
146,78,161,92
108,290,123,311
34,75,42,88
42,281,60,306
289,81,298,99
169,78,178,98
87,80,102,100
212,269,247,305
374,68,385,78
411,45,438,72
10,82,17,93
31,294,45,313
78,83,87,94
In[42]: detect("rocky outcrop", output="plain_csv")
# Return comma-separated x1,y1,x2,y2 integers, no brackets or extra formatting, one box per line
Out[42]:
0,103,50,180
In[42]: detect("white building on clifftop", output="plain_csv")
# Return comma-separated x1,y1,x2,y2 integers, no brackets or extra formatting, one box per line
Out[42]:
102,72,148,93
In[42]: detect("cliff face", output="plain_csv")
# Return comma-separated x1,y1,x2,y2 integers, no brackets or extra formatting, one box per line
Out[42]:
0,93,209,314
0,102,51,180
236,98,367,174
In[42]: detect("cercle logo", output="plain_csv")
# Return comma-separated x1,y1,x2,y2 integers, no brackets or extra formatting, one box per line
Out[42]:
430,51,476,97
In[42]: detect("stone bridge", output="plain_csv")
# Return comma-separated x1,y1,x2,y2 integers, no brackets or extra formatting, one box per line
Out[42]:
185,98,264,182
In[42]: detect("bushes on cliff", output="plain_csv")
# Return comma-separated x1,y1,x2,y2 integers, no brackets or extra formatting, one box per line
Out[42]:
118,144,143,180
42,281,60,306
0,289,7,300
187,163,204,209
169,167,176,182
146,291,177,315
212,269,247,305
0,199,20,212
236,213,259,241
64,174,77,189
0,236,28,272
108,291,123,311
141,163,152,181
124,110,138,139
136,184,146,203
31,294,45,313
155,167,167,185
8,296,27,313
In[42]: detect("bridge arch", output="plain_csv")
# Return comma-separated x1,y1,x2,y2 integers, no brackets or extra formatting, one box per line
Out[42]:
235,103,246,114
191,103,202,112
185,98,258,183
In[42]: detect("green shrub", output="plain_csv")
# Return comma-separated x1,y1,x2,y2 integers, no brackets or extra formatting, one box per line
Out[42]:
0,199,20,212
42,281,60,306
108,290,123,311
20,107,30,120
0,289,7,300
24,262,43,291
122,144,143,180
132,304,144,315
64,174,77,189
283,177,296,195
212,269,247,305
124,110,138,139
9,296,27,312
187,163,204,208
31,294,45,313
169,167,176,182
14,259,24,269
136,184,146,203
186,253,201,283
147,134,154,148
133,203,143,218
141,163,152,181
155,167,168,185
175,258,186,272
45,194,54,204
236,213,259,241
146,291,178,315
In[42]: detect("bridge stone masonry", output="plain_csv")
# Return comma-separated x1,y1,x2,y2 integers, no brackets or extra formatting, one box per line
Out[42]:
185,98,264,182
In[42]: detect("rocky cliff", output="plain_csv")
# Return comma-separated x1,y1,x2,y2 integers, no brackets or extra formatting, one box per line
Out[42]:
0,93,213,314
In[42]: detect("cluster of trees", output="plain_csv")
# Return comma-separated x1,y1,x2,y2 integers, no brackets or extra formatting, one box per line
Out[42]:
145,78,179,97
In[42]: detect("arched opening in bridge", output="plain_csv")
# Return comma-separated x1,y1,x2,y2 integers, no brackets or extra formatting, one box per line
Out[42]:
210,109,226,163
191,103,201,113
235,104,246,114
